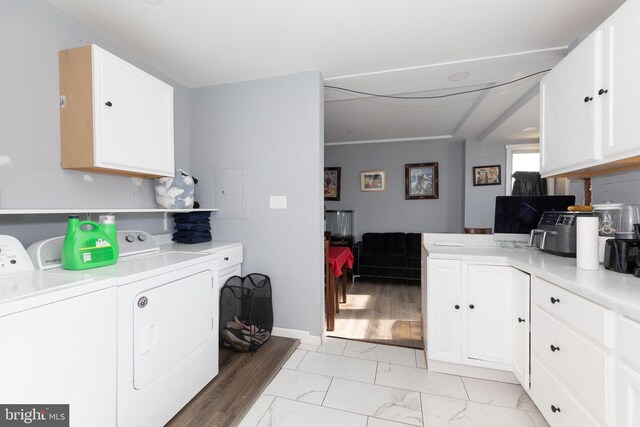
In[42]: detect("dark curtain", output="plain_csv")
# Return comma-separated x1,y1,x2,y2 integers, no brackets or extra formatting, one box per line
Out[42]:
511,171,547,196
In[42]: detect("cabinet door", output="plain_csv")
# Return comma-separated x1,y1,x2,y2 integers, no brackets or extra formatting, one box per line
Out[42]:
618,361,640,427
512,269,531,389
426,258,462,363
93,46,174,177
602,0,640,157
540,32,601,175
465,264,512,366
0,286,117,426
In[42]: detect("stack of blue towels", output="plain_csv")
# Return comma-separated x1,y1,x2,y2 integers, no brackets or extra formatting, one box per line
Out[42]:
172,212,212,244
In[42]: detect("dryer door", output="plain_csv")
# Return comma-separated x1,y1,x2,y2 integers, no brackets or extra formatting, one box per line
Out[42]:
133,270,213,389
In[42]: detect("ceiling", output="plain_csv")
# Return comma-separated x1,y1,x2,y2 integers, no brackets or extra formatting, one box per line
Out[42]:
47,0,626,145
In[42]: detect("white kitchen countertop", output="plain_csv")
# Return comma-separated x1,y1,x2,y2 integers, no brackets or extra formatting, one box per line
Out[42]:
424,233,640,324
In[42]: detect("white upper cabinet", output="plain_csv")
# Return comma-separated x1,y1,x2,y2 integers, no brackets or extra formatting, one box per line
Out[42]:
540,33,601,175
602,0,640,158
59,44,175,178
540,0,640,178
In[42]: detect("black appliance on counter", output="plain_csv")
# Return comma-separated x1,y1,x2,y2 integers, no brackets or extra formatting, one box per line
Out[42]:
605,223,640,275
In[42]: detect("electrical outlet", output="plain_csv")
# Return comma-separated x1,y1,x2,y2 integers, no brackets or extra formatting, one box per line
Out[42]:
269,196,287,209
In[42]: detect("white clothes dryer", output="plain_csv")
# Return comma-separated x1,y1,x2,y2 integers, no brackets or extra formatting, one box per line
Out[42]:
29,231,220,427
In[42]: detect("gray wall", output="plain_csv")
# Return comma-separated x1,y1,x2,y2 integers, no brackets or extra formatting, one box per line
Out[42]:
0,0,191,244
190,72,325,337
324,140,465,240
464,139,510,228
591,170,640,204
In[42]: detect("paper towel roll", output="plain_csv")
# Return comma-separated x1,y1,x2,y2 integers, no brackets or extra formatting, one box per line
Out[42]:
577,217,600,270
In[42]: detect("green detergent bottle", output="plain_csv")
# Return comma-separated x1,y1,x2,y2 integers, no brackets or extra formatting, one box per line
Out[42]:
61,215,119,270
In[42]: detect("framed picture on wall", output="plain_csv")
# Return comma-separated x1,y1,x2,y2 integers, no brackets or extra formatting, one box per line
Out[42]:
405,163,439,200
360,170,386,192
324,167,341,200
473,165,501,186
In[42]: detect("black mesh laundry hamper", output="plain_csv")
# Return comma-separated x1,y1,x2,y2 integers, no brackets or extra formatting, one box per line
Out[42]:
219,273,273,352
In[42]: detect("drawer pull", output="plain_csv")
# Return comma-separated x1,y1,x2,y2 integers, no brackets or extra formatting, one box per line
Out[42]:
550,297,560,304
469,304,475,309
454,305,460,310
598,88,608,95
518,317,525,323
584,96,593,103
551,405,561,413
224,257,229,261
550,344,561,352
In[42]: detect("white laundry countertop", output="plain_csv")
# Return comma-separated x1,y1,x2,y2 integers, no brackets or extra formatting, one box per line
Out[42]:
153,234,242,254
424,233,640,324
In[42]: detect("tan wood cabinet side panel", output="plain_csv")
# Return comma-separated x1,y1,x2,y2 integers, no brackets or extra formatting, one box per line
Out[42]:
59,45,94,170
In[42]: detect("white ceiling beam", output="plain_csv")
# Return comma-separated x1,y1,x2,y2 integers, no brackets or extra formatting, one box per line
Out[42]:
325,135,454,146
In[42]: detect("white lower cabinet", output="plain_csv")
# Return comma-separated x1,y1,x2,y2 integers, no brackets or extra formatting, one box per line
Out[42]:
530,277,612,426
217,245,243,288
617,362,640,427
512,268,531,389
530,356,602,427
465,264,513,367
426,259,518,371
617,315,640,427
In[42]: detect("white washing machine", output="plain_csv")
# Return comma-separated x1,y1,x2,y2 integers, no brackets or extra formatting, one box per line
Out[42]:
30,231,220,427
0,235,117,427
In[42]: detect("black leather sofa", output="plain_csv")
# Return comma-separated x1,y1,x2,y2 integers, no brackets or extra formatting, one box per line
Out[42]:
354,232,421,281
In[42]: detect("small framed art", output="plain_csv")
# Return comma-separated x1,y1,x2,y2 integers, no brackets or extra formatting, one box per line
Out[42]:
405,163,439,199
473,165,501,186
324,167,341,200
360,170,385,192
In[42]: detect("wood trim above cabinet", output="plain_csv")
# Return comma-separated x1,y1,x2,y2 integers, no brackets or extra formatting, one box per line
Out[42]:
543,155,640,179
59,45,94,171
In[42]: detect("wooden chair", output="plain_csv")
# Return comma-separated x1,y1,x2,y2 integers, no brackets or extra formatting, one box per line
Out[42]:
324,238,338,330
464,227,492,234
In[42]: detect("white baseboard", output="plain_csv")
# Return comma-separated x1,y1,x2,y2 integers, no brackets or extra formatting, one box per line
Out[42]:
428,360,519,384
271,327,322,346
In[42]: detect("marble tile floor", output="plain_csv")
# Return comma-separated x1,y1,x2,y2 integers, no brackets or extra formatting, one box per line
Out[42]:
237,337,549,427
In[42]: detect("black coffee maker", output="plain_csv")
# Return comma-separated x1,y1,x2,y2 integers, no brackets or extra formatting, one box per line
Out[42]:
604,223,640,274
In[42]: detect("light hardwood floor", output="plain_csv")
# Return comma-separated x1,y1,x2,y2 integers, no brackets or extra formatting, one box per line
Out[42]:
328,277,423,349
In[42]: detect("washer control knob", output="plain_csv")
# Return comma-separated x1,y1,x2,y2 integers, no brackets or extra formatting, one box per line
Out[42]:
137,296,148,308
126,234,135,243
138,234,147,242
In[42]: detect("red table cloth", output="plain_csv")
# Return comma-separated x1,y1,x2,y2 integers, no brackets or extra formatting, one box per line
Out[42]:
328,246,354,278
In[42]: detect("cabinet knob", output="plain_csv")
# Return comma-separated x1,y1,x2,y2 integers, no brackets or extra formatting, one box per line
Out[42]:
469,304,475,309
105,101,113,107
598,88,609,95
551,405,561,413
550,344,561,352
584,96,593,103
518,317,525,323
550,297,560,304
224,257,229,261
454,304,460,310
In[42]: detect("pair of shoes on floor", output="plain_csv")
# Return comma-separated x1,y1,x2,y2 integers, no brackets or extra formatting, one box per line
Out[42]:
227,316,270,339
221,328,252,351
222,316,270,351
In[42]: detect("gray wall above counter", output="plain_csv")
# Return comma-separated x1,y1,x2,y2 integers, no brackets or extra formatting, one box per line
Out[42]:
0,0,191,242
189,71,325,337
324,139,464,241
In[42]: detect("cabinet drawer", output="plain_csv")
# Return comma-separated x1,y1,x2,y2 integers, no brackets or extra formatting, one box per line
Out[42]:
618,315,640,369
217,246,243,271
532,277,609,346
530,356,603,427
531,305,607,420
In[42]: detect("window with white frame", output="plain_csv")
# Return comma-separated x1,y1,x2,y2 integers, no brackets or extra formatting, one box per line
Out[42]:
505,143,540,195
